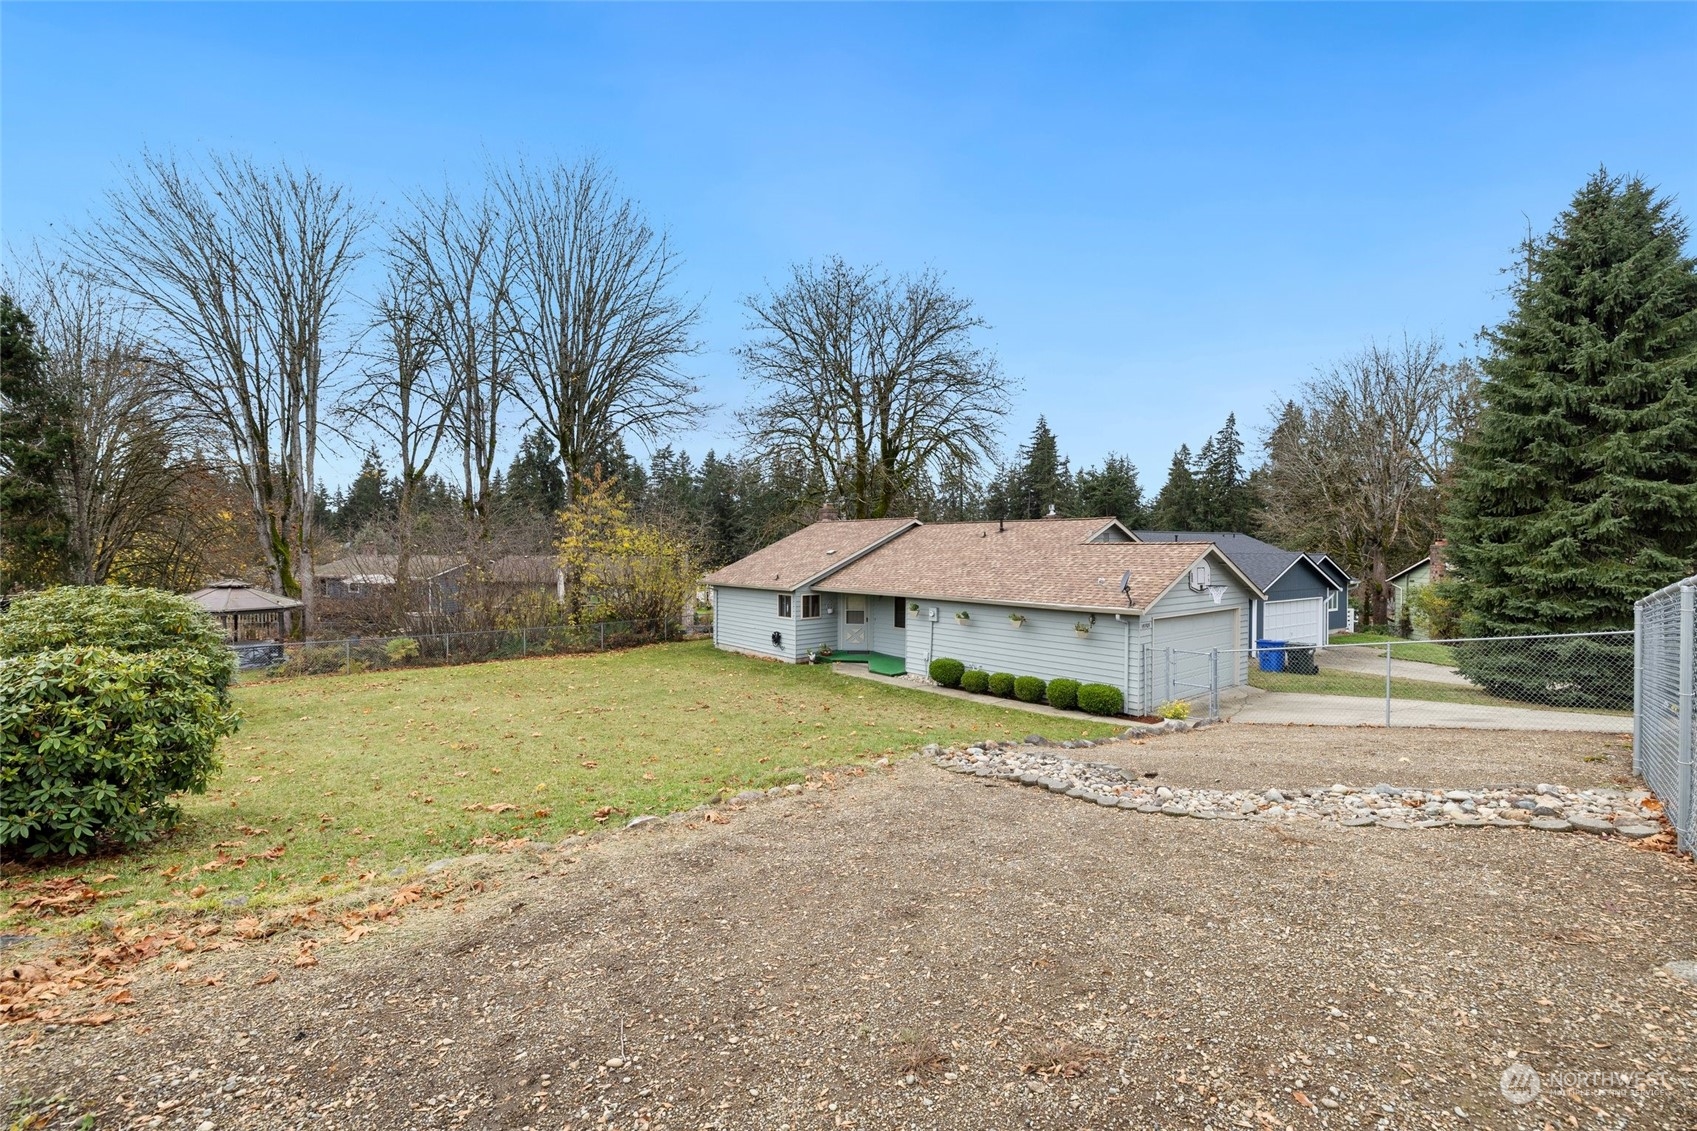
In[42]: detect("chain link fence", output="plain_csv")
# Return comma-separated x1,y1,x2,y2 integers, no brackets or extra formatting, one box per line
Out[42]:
1172,632,1636,730
230,617,705,681
1635,576,1695,854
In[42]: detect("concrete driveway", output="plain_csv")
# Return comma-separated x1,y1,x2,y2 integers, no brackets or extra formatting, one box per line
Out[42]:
1223,686,1633,733
1316,643,1477,687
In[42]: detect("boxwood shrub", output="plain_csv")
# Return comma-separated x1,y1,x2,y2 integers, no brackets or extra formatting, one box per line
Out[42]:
928,657,966,689
1045,678,1080,711
1013,675,1045,703
0,647,237,857
1076,682,1125,717
960,669,990,694
987,672,1015,698
0,585,235,701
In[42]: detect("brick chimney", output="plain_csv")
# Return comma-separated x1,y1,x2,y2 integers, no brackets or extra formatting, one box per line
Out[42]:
1429,539,1447,582
818,502,839,522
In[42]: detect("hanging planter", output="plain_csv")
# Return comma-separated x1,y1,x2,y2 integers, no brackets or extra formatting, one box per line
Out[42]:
1074,621,1091,637
955,611,971,623
908,602,920,613
1008,613,1027,627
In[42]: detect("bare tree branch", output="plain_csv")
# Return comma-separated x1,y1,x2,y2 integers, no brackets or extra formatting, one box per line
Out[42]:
735,257,1012,518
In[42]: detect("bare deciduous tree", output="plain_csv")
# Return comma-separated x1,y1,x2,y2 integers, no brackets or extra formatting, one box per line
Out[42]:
77,152,367,633
5,249,201,585
338,262,460,621
500,158,703,501
390,185,515,539
736,257,1012,519
1257,335,1479,624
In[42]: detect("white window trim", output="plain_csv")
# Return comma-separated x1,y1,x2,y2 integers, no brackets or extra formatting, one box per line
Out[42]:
1326,590,1339,612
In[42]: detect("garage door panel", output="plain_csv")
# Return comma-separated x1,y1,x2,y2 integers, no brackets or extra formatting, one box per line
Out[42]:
1263,598,1323,646
1151,610,1240,702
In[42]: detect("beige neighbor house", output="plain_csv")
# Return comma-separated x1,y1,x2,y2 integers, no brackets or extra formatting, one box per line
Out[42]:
703,515,1263,715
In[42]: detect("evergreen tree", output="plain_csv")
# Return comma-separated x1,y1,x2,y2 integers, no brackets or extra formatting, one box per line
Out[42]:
1076,454,1145,526
931,454,986,522
1194,413,1256,531
337,448,397,534
1010,416,1075,518
1148,445,1202,530
1446,170,1697,705
0,293,69,588
506,428,568,516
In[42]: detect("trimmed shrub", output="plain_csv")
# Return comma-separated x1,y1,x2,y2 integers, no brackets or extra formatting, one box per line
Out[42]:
928,657,966,688
987,672,1015,698
960,669,990,694
0,647,236,857
1045,678,1080,711
1076,682,1125,716
385,636,422,664
1156,699,1191,720
1013,675,1045,703
0,585,235,701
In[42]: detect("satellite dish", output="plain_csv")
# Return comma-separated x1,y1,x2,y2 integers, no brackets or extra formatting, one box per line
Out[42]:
1118,570,1131,594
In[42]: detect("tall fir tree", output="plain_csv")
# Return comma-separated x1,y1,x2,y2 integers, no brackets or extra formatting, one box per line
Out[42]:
1194,413,1256,532
0,293,70,588
1148,445,1202,530
1075,454,1145,526
1448,170,1697,637
1010,416,1075,518
505,428,568,517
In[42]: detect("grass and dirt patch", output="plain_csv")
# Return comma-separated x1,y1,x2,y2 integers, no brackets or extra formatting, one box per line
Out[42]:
1,640,1118,937
1327,632,1458,666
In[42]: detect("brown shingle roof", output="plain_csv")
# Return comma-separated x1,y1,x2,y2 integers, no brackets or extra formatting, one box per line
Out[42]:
702,518,919,591
821,521,1251,612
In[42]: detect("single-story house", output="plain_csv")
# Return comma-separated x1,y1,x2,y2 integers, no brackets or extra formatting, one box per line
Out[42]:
317,553,566,617
1305,553,1356,633
1134,531,1345,648
703,515,1264,715
1387,557,1432,634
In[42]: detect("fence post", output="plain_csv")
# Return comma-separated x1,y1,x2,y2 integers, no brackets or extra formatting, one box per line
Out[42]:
1209,648,1219,719
521,626,528,658
1678,584,1695,854
344,638,351,675
1633,601,1644,775
599,622,606,650
1384,642,1393,727
1164,647,1173,705
445,632,451,662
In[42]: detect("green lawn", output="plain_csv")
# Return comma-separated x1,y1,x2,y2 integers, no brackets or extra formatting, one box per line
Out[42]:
1327,632,1458,666
1249,665,1629,715
3,640,1118,934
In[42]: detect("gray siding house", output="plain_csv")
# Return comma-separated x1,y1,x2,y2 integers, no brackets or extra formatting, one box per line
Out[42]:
1135,531,1346,648
705,516,1262,715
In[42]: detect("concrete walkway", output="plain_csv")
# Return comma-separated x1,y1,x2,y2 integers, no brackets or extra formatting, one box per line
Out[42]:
1224,687,1633,733
1316,645,1476,688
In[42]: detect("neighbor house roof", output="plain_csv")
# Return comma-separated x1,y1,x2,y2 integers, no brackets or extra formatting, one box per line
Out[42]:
702,518,920,591
1306,553,1354,589
1386,557,1431,586
821,520,1262,613
317,554,468,581
1133,530,1340,594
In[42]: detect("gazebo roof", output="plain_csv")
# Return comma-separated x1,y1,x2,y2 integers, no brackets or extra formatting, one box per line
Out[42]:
185,579,304,616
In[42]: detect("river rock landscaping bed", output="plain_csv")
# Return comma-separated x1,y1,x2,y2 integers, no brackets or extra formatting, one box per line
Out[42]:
930,739,1667,838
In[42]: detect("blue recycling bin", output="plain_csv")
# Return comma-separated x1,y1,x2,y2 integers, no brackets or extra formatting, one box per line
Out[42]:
1256,639,1287,673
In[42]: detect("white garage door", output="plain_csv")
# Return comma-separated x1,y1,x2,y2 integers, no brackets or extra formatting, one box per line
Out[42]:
1151,610,1241,704
1262,598,1324,646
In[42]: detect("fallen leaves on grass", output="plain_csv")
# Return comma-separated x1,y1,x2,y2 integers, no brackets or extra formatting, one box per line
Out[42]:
5,877,105,917
461,802,519,813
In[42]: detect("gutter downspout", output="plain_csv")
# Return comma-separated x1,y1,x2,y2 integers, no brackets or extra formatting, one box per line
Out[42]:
1118,614,1132,714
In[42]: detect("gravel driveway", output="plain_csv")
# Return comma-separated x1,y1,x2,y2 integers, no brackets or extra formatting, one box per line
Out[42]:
6,726,1695,1130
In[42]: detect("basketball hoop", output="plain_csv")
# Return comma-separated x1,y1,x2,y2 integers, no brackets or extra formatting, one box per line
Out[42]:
1207,584,1227,605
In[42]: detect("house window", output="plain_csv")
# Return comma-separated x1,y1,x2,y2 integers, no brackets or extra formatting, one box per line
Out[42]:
801,594,821,618
894,601,906,629
778,595,792,618
1326,590,1339,612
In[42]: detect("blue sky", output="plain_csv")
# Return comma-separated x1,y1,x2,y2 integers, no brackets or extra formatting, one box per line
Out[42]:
3,2,1694,493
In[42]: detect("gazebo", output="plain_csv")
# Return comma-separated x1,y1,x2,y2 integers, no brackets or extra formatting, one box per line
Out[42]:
186,579,303,641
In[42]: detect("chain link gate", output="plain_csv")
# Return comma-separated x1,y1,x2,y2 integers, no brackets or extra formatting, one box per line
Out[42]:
1635,575,1696,854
